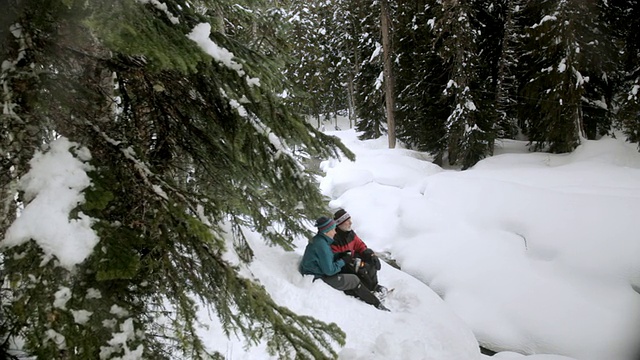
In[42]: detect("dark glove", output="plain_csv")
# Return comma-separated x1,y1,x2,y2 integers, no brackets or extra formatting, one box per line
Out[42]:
362,248,381,270
362,249,381,270
362,248,375,261
337,250,352,263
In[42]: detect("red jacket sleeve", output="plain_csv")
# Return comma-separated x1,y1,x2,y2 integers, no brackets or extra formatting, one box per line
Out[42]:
352,234,368,254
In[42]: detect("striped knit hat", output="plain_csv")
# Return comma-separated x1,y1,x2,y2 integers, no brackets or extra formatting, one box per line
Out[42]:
333,209,351,225
315,216,336,234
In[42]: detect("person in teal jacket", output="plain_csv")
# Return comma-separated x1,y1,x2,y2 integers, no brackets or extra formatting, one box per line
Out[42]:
299,216,389,311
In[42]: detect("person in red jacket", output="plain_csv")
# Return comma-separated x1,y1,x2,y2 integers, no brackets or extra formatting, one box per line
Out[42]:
332,209,388,297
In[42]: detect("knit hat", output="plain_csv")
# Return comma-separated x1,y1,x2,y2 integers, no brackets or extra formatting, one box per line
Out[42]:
333,209,351,225
315,216,336,234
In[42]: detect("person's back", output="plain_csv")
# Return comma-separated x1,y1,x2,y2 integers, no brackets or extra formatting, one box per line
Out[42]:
299,231,344,278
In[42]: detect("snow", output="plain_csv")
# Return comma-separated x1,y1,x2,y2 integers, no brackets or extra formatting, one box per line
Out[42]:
532,15,558,28
558,58,567,73
86,288,103,299
2,137,98,269
187,23,245,76
110,305,130,318
4,118,640,359
101,318,143,360
197,120,640,360
71,309,93,325
44,329,66,350
136,0,179,24
53,286,72,310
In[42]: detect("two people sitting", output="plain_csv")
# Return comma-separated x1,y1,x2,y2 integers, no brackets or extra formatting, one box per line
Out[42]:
299,209,389,311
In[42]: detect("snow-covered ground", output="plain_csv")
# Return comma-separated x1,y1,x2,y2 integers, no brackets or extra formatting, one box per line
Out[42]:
5,115,640,359
199,116,640,359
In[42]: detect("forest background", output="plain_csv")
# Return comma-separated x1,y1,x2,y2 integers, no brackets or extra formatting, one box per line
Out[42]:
1,0,640,359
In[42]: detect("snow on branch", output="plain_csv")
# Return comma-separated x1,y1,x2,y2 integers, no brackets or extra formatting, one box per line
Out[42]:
90,124,169,201
2,137,99,270
136,0,179,24
187,22,261,87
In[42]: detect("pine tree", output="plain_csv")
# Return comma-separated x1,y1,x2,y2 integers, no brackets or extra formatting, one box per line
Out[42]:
574,0,618,140
353,0,387,140
432,0,495,168
394,0,450,164
604,0,640,144
285,0,341,126
475,0,522,140
331,0,365,128
517,0,605,152
1,0,353,359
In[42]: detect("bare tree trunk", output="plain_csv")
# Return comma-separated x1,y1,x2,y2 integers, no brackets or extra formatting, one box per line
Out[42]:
381,0,396,148
348,18,361,130
347,75,355,129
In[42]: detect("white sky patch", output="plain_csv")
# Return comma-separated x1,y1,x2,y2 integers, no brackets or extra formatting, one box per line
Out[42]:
187,23,246,77
136,0,179,24
2,137,99,270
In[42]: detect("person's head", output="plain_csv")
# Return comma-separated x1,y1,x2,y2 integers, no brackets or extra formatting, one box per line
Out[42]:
315,216,337,238
333,209,352,231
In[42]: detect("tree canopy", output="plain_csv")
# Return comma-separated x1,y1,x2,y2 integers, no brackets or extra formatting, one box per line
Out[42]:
1,0,352,358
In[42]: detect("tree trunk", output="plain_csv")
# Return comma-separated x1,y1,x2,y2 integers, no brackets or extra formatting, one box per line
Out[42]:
381,0,396,148
347,74,355,129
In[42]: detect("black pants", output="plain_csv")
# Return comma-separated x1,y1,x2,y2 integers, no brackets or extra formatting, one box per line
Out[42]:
341,259,379,292
321,273,380,307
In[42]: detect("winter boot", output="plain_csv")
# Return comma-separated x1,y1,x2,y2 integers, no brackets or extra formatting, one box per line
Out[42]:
345,283,382,309
374,285,389,301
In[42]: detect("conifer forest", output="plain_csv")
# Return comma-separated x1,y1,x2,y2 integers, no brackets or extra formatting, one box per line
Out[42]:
1,0,639,359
